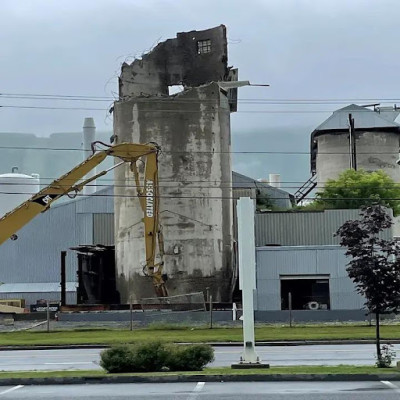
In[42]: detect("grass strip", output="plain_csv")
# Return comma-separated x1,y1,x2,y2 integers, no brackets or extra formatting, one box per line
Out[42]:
0,324,400,346
0,366,399,379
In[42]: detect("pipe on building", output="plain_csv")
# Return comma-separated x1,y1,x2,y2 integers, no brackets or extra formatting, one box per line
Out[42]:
82,117,96,195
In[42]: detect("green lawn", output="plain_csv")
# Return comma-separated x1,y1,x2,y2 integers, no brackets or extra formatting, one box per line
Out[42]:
0,366,398,380
0,324,400,346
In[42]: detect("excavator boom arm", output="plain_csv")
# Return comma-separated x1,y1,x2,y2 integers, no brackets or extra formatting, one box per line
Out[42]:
0,142,167,296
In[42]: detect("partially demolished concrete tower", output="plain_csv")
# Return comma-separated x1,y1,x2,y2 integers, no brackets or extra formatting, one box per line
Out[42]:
113,25,237,302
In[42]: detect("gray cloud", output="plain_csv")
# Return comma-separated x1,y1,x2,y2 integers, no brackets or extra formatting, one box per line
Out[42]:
1,0,400,182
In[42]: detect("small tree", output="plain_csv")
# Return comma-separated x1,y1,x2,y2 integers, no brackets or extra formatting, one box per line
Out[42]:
256,189,274,211
315,169,400,216
336,205,400,367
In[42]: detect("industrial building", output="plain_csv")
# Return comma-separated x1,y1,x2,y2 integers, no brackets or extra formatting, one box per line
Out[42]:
2,30,392,320
253,208,394,320
0,197,383,320
0,185,114,306
255,245,366,321
0,176,386,320
113,25,238,302
0,171,288,307
311,104,400,185
232,172,293,210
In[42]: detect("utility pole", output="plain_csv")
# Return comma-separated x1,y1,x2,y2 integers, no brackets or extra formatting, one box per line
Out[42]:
232,197,269,369
348,114,357,170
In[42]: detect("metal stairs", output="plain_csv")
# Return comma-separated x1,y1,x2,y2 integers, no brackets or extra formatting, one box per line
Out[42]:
294,175,317,204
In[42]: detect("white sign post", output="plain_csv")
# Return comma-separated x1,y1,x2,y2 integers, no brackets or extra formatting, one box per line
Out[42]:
232,197,269,368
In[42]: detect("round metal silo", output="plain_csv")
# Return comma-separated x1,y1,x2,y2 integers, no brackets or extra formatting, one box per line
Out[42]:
0,169,40,216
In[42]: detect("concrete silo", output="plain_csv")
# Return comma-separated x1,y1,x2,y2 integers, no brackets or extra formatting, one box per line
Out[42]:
113,26,237,302
311,104,400,186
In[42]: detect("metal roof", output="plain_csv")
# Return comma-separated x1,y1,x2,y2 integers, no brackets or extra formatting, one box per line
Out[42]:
0,282,77,293
233,171,293,208
233,171,290,196
314,104,400,132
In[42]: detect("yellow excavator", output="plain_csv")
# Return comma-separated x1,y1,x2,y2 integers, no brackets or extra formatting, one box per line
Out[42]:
0,141,168,297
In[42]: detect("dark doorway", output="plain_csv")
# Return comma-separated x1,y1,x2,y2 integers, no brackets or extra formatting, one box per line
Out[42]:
281,278,330,310
71,245,120,305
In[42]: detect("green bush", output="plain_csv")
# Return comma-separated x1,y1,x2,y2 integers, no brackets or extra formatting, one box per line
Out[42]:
99,345,134,373
100,342,214,373
101,341,167,373
166,344,215,371
129,341,168,372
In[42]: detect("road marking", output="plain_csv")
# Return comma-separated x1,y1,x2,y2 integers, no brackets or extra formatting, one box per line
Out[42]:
44,362,94,365
0,385,24,396
381,381,400,392
193,382,205,392
187,382,205,399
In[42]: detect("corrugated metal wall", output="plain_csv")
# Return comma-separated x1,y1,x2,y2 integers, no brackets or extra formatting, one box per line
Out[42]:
0,201,79,283
256,245,365,311
76,186,114,214
255,209,393,246
0,186,114,285
93,213,114,245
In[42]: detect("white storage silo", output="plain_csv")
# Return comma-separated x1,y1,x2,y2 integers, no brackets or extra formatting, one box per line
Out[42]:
0,168,40,217
268,174,281,188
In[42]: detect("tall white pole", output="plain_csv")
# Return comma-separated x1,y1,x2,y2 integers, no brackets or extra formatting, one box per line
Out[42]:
233,197,268,368
82,117,96,195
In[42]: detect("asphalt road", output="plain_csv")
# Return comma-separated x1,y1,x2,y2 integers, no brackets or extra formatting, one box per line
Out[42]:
0,344,398,371
1,381,400,399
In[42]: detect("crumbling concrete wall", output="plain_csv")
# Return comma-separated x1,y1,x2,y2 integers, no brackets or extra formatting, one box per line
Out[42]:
119,26,229,98
113,26,235,302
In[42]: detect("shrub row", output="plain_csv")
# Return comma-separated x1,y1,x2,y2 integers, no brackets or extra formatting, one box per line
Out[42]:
100,341,214,373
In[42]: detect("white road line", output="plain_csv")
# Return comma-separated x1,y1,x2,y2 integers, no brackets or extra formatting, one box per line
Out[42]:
381,380,400,392
0,385,24,396
44,362,94,365
193,382,205,392
187,381,205,399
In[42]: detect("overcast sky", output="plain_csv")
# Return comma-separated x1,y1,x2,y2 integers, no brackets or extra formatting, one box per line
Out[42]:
1,0,400,184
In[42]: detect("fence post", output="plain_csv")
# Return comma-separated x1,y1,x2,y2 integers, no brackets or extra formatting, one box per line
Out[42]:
130,295,133,331
46,300,50,333
209,295,213,329
288,292,293,328
60,251,66,307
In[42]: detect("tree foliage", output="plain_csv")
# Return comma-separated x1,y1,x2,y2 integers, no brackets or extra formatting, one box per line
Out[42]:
336,205,400,366
315,169,400,216
336,206,400,314
256,189,275,211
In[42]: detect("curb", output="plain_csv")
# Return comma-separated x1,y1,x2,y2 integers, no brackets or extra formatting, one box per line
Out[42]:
1,374,400,386
0,345,107,351
1,340,400,351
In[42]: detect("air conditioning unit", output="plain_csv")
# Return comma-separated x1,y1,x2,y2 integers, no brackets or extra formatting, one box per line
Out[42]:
306,301,319,310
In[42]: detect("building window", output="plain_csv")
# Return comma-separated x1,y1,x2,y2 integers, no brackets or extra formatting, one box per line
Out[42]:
280,276,330,310
197,39,211,54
